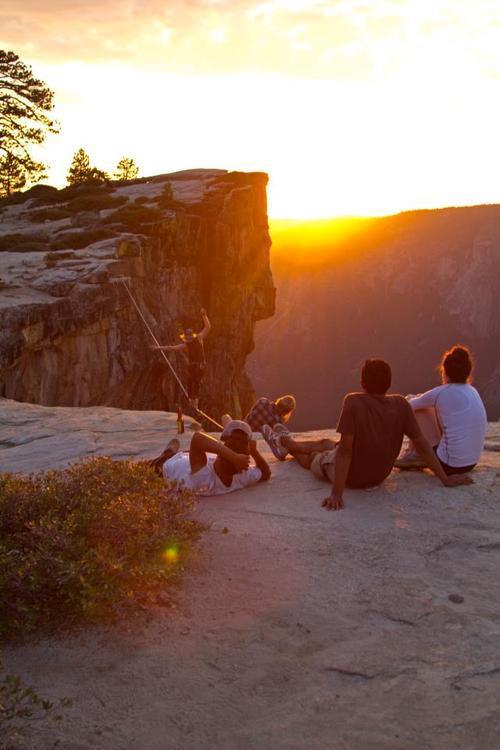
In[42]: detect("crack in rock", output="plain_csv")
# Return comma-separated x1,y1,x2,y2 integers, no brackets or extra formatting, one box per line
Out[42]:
368,611,416,627
241,509,318,524
322,666,415,681
477,542,500,551
451,665,500,690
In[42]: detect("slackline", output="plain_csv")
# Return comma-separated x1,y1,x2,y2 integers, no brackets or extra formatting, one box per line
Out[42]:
120,278,223,430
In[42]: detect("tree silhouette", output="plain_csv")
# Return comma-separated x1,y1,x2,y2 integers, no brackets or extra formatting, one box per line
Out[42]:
114,156,139,181
0,151,27,196
67,148,108,185
0,50,57,195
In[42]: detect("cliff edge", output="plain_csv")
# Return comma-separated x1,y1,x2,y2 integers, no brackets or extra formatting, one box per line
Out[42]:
0,169,275,418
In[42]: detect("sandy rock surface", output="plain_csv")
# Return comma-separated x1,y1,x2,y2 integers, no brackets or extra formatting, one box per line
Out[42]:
1,400,500,750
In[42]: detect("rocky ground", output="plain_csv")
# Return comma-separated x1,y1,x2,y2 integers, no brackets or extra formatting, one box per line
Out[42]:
1,399,500,750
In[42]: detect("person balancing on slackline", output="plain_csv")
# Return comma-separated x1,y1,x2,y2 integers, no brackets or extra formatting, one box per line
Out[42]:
151,308,211,411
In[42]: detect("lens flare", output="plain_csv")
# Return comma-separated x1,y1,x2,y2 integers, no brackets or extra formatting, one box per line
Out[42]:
162,544,180,564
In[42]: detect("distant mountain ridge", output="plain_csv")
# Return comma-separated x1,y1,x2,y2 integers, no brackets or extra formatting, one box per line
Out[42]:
248,205,500,430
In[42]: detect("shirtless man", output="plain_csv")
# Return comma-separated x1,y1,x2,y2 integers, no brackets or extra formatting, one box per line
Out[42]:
151,308,210,411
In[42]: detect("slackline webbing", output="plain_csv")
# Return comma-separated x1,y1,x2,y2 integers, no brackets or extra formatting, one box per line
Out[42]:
120,278,223,430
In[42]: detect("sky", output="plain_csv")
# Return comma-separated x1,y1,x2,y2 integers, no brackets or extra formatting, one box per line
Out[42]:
2,0,500,218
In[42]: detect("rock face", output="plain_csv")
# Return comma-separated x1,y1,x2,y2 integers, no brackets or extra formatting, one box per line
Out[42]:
0,170,275,419
248,207,500,430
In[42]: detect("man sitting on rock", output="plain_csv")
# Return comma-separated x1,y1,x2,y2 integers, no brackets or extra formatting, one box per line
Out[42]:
149,420,270,496
263,359,473,511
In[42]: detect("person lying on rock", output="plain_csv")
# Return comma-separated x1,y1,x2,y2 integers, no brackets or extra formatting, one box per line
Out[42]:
149,420,270,496
150,308,211,411
262,359,473,511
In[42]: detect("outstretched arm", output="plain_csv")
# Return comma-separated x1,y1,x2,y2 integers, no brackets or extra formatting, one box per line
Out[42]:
150,342,186,352
197,308,211,340
322,432,353,511
412,432,473,486
189,432,250,474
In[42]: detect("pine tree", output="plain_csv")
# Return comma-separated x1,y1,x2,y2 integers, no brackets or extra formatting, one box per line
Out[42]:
67,148,108,185
0,50,57,192
0,152,28,197
114,157,139,181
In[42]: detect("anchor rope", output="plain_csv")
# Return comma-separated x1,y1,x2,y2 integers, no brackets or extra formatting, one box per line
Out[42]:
120,278,223,430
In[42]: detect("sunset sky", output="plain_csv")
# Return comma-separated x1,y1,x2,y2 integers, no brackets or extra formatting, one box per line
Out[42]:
2,0,500,218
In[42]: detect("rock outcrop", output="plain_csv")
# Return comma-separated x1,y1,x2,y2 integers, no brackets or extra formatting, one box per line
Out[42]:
2,398,500,750
0,170,275,420
249,206,500,429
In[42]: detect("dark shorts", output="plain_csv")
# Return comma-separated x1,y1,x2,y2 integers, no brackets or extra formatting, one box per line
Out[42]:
188,362,206,399
433,446,475,475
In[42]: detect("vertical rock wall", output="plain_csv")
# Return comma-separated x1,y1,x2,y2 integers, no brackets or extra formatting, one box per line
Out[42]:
0,171,275,420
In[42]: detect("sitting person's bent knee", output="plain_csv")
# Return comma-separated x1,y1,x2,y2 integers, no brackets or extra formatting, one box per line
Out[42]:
310,448,336,481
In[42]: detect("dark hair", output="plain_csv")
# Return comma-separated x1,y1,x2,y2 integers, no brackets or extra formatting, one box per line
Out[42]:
441,345,473,383
361,359,392,395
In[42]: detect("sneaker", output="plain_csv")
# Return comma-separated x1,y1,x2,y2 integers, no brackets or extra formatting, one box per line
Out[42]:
272,423,291,437
261,424,288,461
148,438,180,475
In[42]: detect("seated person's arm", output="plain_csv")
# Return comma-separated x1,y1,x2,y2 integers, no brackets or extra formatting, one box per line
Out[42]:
189,432,250,474
403,400,472,486
249,439,271,482
323,432,354,511
408,388,439,410
411,431,473,487
197,308,211,340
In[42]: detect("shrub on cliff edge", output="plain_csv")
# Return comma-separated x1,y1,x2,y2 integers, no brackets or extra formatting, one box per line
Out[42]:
102,203,162,231
0,458,204,640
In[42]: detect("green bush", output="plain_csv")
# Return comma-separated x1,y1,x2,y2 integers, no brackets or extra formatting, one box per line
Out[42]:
66,193,128,213
28,207,71,223
0,458,204,639
29,191,126,222
102,204,162,231
50,228,115,250
156,182,175,209
0,233,49,253
0,184,58,208
30,183,111,208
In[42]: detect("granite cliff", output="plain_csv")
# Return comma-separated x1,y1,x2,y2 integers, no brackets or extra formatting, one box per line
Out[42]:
0,169,275,419
248,206,500,430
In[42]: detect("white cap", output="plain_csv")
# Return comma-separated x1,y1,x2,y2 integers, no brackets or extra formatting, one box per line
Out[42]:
221,420,252,439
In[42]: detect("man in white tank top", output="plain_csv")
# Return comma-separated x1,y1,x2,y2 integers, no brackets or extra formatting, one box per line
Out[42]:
151,420,270,497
